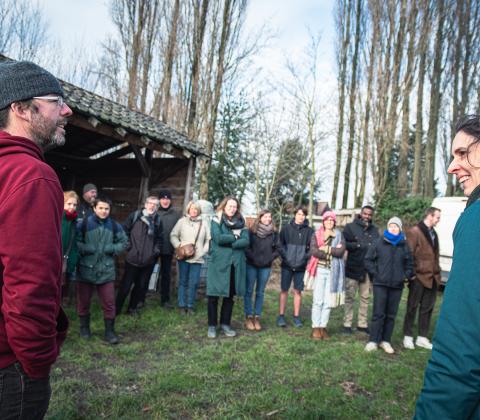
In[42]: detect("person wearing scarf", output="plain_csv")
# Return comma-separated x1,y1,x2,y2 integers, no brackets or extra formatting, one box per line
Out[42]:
206,197,249,338
170,201,210,314
62,191,80,305
306,211,346,340
116,196,162,316
244,209,279,331
364,217,414,354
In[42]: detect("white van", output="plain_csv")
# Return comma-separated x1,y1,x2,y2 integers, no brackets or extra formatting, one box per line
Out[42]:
431,196,468,277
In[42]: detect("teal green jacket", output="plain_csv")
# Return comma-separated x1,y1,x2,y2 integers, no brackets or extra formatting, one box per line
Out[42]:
76,215,128,284
206,218,249,297
61,212,79,274
415,200,480,419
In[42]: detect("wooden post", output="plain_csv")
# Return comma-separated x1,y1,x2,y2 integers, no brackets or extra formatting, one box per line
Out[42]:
137,148,153,207
183,158,195,210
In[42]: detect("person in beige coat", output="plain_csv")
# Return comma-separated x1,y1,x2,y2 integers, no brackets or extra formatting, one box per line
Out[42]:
170,201,210,314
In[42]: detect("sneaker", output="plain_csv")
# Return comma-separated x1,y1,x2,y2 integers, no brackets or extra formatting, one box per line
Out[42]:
364,341,378,352
293,316,303,328
276,315,287,328
357,326,370,334
342,326,353,334
379,341,395,354
207,326,217,339
221,324,236,337
415,336,433,350
403,336,415,350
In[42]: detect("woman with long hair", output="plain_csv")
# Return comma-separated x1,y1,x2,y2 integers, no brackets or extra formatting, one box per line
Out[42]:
306,211,345,340
244,209,278,331
206,196,249,338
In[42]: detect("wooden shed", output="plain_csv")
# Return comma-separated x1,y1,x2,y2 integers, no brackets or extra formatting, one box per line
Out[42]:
44,80,208,220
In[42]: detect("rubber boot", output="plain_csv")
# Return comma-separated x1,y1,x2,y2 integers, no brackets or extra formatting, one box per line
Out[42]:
79,315,91,339
104,318,119,344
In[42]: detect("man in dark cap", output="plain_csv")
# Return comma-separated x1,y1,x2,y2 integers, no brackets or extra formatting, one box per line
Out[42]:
0,60,71,418
154,189,180,308
78,183,98,221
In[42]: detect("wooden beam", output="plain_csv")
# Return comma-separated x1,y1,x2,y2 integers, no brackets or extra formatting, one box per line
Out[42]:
98,145,133,160
131,144,151,178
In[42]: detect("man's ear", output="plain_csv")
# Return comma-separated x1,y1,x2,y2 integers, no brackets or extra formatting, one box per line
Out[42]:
10,101,32,122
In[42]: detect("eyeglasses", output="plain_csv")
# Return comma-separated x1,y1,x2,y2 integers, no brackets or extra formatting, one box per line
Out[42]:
32,95,65,107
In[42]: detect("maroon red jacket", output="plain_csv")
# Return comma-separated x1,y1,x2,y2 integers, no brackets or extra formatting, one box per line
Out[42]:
0,131,68,379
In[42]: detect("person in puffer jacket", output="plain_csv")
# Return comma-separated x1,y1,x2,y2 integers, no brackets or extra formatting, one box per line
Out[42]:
76,197,128,344
276,207,314,328
364,217,414,355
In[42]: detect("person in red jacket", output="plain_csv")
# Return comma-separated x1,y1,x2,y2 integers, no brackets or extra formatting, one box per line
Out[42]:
0,59,72,418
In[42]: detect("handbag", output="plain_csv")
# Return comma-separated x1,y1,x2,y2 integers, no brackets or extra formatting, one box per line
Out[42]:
176,221,202,260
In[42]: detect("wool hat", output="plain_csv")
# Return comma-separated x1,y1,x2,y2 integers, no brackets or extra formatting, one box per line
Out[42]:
387,216,403,231
0,61,64,109
322,210,337,223
159,189,172,199
82,183,97,194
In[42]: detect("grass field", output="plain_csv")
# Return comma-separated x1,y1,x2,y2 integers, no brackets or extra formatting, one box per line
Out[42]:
47,288,440,419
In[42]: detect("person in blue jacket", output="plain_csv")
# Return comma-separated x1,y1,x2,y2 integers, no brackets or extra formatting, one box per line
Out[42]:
415,115,480,418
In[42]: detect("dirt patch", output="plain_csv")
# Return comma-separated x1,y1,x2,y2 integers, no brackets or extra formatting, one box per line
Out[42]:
340,381,373,398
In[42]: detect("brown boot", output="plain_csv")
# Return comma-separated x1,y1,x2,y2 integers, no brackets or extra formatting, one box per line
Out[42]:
311,328,322,340
321,328,330,340
245,316,255,331
254,316,262,331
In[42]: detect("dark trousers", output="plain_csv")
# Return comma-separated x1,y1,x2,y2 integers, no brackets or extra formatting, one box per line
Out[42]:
208,266,236,326
116,261,155,314
369,285,403,343
158,254,173,303
403,279,437,337
76,281,116,320
0,363,51,419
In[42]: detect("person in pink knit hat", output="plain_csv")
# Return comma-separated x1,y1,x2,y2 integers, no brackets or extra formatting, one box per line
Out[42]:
306,210,346,340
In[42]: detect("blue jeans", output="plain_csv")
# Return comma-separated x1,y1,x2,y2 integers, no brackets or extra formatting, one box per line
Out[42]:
0,363,51,419
244,264,272,316
177,260,202,309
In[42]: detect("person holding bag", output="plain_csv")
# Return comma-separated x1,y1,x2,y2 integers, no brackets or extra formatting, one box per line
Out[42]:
206,197,249,338
170,201,210,314
306,211,346,340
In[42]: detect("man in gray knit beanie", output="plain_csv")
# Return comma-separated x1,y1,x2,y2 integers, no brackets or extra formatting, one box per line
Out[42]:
0,60,72,419
0,60,72,149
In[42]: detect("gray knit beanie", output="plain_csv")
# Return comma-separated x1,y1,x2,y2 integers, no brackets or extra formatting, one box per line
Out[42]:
0,61,63,109
82,183,97,194
387,216,403,231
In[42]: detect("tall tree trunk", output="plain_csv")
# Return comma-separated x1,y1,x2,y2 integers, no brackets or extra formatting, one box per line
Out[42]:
199,0,233,199
331,0,352,208
425,0,446,197
342,0,363,208
159,0,180,123
187,0,209,138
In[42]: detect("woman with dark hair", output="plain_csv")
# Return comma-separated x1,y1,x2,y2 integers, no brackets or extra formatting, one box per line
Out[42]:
244,209,279,331
416,115,480,418
206,196,249,338
306,211,345,340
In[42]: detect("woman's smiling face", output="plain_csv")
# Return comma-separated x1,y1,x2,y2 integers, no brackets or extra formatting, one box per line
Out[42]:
448,130,480,196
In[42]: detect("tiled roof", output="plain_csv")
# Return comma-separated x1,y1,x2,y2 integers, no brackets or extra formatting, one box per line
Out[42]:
61,81,207,157
0,54,207,157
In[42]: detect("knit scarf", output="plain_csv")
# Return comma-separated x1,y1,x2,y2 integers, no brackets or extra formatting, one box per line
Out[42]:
64,210,77,221
141,208,155,236
221,212,245,230
383,230,404,246
256,222,274,238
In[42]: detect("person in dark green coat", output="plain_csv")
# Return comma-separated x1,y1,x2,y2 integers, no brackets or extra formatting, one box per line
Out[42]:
206,196,249,339
76,197,127,344
62,191,80,305
415,116,480,418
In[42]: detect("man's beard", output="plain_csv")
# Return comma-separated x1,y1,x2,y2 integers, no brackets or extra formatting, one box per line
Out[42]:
29,111,67,150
